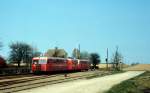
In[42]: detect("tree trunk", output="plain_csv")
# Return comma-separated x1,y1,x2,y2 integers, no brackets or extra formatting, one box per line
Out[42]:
93,64,96,69
18,61,20,67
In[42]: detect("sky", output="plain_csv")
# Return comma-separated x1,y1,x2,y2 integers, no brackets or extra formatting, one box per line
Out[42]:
0,0,150,64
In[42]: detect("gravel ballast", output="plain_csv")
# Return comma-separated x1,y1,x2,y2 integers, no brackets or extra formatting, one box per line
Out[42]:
17,71,144,93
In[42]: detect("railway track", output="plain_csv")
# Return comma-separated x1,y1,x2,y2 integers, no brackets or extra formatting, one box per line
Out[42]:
0,71,109,93
0,75,56,87
0,74,33,80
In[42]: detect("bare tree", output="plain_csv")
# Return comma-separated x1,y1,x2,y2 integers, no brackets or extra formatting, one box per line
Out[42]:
72,48,80,59
111,47,123,71
0,41,2,50
32,47,41,57
9,42,33,67
80,51,90,59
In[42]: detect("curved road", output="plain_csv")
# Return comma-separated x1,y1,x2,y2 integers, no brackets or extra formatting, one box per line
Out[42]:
17,71,144,93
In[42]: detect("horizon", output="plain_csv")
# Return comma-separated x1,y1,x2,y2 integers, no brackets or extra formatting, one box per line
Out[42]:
0,0,150,64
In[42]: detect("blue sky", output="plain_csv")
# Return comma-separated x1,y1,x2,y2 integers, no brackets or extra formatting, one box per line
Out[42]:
0,0,150,64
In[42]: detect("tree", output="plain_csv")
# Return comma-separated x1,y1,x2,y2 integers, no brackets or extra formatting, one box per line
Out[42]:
90,53,101,69
32,47,41,57
131,62,139,66
32,51,41,57
45,47,67,58
0,56,6,68
80,51,90,59
72,48,80,59
9,42,33,67
111,47,123,71
0,41,2,50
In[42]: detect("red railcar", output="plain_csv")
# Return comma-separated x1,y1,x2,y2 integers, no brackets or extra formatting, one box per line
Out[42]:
0,56,6,68
32,57,90,73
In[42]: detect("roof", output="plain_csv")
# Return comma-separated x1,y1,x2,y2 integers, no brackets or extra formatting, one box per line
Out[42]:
32,56,89,61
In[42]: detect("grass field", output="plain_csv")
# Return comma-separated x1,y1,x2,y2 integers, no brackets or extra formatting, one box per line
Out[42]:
123,64,150,71
105,71,150,93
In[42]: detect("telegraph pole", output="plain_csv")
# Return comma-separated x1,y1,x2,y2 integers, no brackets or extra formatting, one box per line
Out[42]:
78,44,80,59
106,48,109,70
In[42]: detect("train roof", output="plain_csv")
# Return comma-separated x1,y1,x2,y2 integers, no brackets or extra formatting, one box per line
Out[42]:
32,56,89,61
32,57,67,60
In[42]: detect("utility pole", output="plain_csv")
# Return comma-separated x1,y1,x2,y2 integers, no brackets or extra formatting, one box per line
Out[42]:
106,48,109,70
78,44,80,59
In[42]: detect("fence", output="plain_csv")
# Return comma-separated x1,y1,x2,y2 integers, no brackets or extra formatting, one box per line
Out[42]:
0,67,31,75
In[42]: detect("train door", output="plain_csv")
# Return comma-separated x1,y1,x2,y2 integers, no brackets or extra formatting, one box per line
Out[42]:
77,59,81,70
32,58,41,72
67,59,73,71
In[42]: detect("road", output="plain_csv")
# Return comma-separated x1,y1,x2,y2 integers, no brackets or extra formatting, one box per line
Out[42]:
17,71,144,93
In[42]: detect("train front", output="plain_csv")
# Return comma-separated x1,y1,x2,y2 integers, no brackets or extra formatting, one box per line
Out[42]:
32,57,48,73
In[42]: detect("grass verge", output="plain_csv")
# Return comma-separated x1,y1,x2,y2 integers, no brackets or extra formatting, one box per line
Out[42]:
86,70,125,79
105,71,150,93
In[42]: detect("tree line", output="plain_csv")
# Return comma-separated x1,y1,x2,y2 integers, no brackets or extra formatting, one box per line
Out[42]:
0,41,123,71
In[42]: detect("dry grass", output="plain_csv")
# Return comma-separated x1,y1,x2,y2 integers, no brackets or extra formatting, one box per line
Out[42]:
124,64,150,71
98,63,129,71
105,71,150,93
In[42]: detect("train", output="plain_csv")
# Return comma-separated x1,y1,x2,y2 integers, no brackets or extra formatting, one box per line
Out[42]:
0,56,6,68
32,57,90,73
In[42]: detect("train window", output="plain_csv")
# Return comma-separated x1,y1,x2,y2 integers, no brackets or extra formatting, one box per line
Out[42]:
33,60,38,64
58,59,63,63
48,59,53,63
39,59,47,64
64,60,67,63
53,59,57,63
56,59,62,63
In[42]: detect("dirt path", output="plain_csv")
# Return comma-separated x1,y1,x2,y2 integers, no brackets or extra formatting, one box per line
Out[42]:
17,71,144,93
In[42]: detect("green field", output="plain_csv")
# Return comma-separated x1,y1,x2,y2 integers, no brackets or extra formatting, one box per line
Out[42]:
105,71,150,93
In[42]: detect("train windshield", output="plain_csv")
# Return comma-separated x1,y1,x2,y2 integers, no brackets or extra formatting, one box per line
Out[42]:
33,60,39,64
39,59,47,64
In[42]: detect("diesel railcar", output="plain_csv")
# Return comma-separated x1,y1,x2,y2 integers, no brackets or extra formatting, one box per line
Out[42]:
32,57,90,73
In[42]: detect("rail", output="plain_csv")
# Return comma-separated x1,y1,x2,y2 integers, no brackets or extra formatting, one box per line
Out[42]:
0,71,108,93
